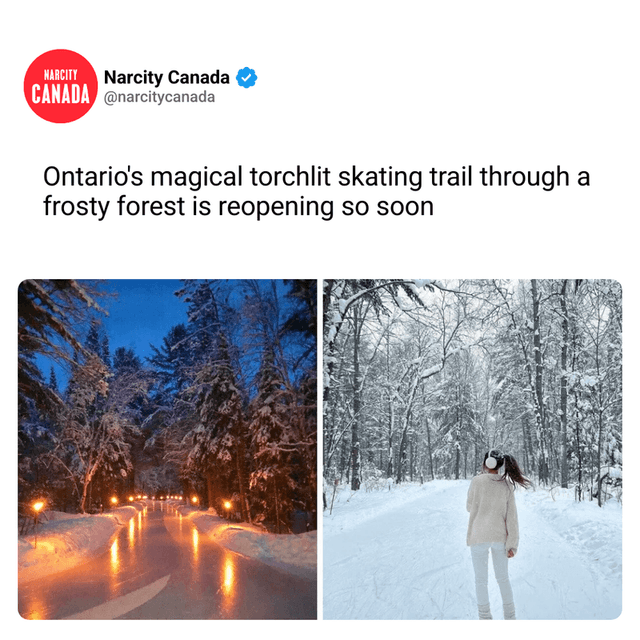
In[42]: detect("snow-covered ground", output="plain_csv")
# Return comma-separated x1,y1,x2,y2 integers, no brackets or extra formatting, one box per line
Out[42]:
18,504,142,582
323,479,621,620
18,500,316,583
174,503,316,579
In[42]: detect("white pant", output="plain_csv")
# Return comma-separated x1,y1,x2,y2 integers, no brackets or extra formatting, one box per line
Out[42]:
470,542,514,609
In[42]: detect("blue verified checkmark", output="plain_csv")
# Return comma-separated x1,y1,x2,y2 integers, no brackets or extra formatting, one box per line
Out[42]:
236,67,257,88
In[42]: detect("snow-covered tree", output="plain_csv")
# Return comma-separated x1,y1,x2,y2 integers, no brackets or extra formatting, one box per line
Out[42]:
249,348,296,531
187,333,250,518
48,351,149,512
18,279,105,420
323,279,622,505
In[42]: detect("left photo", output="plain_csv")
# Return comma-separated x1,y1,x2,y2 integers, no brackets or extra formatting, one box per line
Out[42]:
18,279,317,620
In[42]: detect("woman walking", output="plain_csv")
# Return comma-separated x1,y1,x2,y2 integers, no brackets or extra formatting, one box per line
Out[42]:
466,449,531,620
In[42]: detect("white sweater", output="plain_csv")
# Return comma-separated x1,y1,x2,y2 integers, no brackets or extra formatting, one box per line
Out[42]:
466,473,519,552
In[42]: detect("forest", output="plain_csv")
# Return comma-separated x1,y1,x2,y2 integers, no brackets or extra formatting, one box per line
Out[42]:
323,280,622,506
18,279,317,533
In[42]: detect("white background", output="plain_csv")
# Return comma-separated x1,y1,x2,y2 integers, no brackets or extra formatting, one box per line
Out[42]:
2,0,638,635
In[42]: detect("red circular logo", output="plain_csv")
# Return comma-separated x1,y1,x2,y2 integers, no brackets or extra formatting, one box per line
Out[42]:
24,49,98,123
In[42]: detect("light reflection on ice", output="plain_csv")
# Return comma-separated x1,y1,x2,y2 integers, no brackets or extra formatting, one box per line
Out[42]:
220,551,238,615
192,526,199,561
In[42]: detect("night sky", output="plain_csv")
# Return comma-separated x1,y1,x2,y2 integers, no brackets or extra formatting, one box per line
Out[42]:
36,280,191,390
35,279,304,392
100,280,188,361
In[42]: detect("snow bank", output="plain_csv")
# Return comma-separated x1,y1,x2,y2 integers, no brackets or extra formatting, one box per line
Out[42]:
175,503,316,579
18,504,144,583
519,486,622,587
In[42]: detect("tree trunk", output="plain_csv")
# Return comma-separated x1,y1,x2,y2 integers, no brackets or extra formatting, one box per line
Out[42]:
80,480,89,513
386,395,394,478
396,430,406,484
385,335,394,479
274,478,281,533
531,279,547,483
396,408,413,484
560,280,569,488
426,414,434,480
235,439,252,523
573,385,583,500
206,470,215,509
595,329,604,507
351,313,362,490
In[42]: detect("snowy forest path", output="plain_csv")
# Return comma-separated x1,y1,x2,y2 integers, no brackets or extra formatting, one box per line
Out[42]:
323,479,621,619
324,480,472,619
19,501,316,619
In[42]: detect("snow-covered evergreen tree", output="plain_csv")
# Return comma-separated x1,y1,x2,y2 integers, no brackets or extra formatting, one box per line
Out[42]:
249,347,296,531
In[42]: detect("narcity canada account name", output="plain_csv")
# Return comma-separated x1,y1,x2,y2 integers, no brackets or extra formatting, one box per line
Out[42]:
104,70,230,87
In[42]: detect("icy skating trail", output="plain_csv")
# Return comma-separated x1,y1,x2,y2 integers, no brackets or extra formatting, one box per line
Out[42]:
19,501,316,583
323,479,621,620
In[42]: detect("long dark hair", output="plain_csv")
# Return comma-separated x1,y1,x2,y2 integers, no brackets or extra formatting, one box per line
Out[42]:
503,454,532,489
483,450,532,489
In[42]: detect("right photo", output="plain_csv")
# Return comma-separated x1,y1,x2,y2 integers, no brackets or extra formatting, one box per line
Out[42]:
322,279,622,620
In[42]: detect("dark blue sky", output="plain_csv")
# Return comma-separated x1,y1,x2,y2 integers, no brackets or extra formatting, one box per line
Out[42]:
100,280,188,362
37,280,189,389
36,279,310,392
